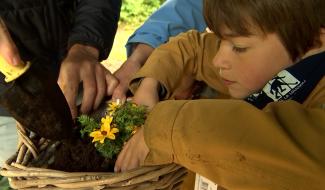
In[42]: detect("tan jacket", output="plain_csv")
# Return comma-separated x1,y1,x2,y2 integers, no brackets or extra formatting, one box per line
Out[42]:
130,30,325,190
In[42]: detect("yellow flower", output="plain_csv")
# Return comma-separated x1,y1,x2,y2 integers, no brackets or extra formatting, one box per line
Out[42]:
101,115,113,126
107,100,121,115
90,116,119,144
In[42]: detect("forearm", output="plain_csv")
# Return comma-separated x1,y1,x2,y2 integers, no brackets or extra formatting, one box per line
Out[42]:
129,31,225,99
132,77,160,109
125,0,206,56
128,43,154,67
114,43,154,86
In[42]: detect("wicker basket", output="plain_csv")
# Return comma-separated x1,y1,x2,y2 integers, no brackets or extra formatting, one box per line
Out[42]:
0,123,187,190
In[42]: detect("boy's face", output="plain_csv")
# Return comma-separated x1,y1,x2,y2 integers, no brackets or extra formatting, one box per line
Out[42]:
212,29,294,99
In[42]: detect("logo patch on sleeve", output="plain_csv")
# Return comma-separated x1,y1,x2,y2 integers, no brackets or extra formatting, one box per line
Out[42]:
263,70,303,101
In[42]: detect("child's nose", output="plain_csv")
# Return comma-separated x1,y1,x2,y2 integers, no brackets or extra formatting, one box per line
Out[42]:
212,48,232,70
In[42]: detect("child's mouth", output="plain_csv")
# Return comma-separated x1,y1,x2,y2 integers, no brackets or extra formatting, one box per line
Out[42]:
221,78,235,85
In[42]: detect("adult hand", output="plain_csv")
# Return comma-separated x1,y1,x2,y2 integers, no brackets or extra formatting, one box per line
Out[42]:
0,18,23,66
112,43,154,102
114,127,149,172
58,44,118,119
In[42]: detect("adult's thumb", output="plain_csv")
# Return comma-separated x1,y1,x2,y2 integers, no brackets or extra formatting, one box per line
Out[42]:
0,18,22,66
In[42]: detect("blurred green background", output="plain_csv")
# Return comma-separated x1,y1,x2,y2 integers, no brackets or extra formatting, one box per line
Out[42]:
120,0,165,26
103,0,165,71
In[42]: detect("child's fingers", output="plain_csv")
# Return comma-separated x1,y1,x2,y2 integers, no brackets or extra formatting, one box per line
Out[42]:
114,142,130,172
111,84,127,102
123,154,139,172
105,69,120,97
114,128,149,172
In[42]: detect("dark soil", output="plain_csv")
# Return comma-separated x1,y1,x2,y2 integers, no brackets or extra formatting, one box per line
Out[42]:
49,102,113,172
50,135,115,172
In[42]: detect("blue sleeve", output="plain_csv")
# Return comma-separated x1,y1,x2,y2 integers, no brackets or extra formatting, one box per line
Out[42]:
125,0,206,56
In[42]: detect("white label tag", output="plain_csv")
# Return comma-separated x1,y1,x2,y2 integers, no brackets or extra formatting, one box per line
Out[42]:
194,174,218,190
263,70,301,101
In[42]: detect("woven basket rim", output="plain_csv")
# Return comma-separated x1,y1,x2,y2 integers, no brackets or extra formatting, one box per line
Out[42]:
0,123,186,189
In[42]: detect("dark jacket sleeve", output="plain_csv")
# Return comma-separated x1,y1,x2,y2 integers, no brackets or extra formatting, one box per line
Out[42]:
68,0,121,60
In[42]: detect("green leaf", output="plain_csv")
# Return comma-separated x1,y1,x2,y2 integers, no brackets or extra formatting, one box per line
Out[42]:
78,115,99,138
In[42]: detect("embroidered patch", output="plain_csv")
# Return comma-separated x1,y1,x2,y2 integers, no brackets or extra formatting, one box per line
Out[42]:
262,70,303,101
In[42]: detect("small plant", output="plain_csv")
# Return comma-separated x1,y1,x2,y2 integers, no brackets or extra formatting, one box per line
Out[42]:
78,101,147,159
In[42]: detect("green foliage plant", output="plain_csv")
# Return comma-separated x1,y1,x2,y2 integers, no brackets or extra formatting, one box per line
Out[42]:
78,101,147,159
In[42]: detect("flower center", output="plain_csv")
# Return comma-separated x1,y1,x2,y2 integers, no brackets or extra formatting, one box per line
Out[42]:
101,131,107,136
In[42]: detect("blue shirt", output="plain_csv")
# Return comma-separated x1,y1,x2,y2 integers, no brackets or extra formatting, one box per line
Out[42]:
125,0,206,56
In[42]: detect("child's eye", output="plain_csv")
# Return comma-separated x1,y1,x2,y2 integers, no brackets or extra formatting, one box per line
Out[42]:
232,46,248,53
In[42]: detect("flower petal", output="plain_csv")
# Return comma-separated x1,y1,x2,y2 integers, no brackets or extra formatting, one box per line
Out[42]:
92,137,100,143
101,116,113,126
111,127,119,134
89,131,102,138
107,133,116,140
99,138,105,144
101,122,111,132
89,131,104,143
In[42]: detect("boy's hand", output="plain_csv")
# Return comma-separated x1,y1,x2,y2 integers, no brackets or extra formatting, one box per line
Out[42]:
114,78,159,172
114,127,149,172
58,44,119,119
112,57,142,102
112,43,154,102
132,77,159,110
0,18,23,66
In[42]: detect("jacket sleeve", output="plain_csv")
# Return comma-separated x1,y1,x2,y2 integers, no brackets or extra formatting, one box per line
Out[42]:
143,84,325,190
125,0,206,56
68,0,121,60
129,30,228,99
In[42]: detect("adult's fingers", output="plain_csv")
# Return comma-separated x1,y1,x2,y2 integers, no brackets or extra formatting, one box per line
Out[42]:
93,64,107,110
58,67,79,119
80,68,97,114
0,18,22,66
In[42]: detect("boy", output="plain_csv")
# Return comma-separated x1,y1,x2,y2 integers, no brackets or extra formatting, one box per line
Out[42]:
115,0,325,189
